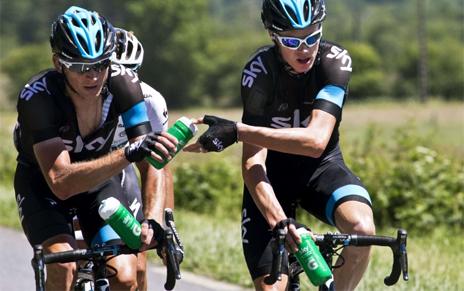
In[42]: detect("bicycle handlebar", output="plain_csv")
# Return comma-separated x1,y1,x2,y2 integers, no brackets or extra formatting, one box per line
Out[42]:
31,208,184,291
265,228,409,287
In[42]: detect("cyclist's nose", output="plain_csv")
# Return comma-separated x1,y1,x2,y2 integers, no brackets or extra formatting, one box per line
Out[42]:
84,69,99,80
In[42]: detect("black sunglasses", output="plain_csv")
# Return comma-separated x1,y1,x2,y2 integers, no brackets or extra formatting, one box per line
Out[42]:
59,58,111,73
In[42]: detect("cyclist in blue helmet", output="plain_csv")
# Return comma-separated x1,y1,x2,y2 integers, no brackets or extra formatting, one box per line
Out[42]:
14,6,177,290
186,0,376,290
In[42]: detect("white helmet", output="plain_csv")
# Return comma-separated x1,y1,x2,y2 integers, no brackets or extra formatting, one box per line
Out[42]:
111,28,144,71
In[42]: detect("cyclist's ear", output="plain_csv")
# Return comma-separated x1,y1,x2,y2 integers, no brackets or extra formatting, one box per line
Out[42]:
52,54,62,73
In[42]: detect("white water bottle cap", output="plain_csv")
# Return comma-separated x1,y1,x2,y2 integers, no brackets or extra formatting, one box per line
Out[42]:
98,197,121,220
296,227,310,236
177,116,198,135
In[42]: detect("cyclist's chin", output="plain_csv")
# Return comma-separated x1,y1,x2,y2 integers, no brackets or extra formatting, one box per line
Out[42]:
79,85,104,98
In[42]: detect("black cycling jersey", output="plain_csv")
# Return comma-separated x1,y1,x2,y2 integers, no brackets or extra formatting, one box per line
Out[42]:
239,41,372,280
241,40,352,168
13,64,151,246
14,64,151,167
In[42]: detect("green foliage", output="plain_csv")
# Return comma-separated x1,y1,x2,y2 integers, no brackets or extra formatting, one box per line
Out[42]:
343,42,389,98
1,0,463,106
1,42,52,102
346,124,464,232
173,156,243,217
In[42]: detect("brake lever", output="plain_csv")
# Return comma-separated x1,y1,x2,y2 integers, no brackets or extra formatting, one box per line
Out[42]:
163,209,183,290
264,228,286,285
398,229,409,281
384,229,408,286
165,208,184,251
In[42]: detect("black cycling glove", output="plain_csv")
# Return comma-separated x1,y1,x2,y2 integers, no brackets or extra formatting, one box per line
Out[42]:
198,115,238,152
124,133,160,162
144,219,165,247
272,218,310,237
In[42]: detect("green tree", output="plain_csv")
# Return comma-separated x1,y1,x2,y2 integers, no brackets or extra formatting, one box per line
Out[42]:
125,0,210,108
1,43,52,101
344,42,388,98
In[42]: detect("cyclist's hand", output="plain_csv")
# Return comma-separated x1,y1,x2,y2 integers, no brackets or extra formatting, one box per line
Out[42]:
140,220,154,251
124,132,178,163
274,218,312,253
184,115,237,152
140,219,165,251
285,223,301,253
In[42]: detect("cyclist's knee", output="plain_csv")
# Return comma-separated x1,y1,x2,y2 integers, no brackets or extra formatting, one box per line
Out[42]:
108,254,138,289
353,218,376,236
334,200,376,235
253,274,288,291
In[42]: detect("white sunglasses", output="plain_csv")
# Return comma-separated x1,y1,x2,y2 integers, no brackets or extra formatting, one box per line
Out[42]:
273,28,323,50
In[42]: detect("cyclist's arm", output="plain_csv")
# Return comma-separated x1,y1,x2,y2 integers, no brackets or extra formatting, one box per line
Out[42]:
136,160,166,223
237,109,336,158
33,137,129,200
242,143,287,228
242,143,305,251
164,165,175,209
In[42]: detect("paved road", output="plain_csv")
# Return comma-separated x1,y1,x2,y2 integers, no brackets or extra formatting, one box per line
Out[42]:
0,226,250,291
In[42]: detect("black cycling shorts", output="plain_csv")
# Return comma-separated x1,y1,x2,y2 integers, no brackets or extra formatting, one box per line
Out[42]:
14,163,143,247
241,156,372,280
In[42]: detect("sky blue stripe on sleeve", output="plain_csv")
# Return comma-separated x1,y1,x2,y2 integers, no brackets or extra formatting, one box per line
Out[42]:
315,85,345,108
325,184,372,226
122,101,149,128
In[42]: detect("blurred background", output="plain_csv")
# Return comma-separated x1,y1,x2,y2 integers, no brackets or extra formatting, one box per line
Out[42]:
0,0,463,290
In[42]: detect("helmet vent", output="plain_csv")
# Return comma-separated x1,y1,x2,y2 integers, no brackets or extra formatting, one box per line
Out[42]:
284,4,298,24
303,1,310,22
127,42,134,59
95,32,102,53
135,45,142,59
77,34,89,54
91,14,98,25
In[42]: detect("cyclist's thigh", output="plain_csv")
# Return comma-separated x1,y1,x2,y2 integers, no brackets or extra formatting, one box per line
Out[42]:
241,186,290,280
76,175,133,246
14,164,73,246
120,164,143,220
300,158,372,226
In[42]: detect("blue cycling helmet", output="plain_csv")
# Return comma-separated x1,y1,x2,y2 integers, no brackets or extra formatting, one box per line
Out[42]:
262,0,326,32
50,6,116,62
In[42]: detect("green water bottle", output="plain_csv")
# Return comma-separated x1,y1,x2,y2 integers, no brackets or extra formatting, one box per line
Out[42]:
295,227,332,286
98,197,141,249
146,116,197,169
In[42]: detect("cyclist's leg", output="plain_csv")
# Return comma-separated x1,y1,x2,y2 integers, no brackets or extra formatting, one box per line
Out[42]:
14,164,76,290
301,158,375,291
77,174,139,290
120,164,149,290
241,186,291,291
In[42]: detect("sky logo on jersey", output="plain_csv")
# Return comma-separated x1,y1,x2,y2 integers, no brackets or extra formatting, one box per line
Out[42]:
242,56,268,88
111,64,139,83
326,46,352,72
63,128,115,153
271,109,310,128
241,208,251,244
19,76,50,101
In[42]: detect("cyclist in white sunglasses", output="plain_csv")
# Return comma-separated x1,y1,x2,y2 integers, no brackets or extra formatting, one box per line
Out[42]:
186,0,375,290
